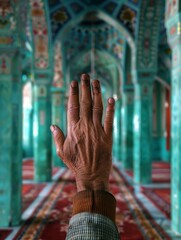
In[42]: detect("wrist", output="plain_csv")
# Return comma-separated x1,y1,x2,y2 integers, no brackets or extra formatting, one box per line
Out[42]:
76,179,109,192
72,190,116,223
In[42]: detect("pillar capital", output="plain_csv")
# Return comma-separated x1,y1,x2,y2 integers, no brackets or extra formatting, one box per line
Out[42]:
33,70,53,84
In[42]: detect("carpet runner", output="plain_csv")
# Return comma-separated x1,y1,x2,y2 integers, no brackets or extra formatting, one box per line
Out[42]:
22,184,46,212
5,168,171,240
141,187,170,219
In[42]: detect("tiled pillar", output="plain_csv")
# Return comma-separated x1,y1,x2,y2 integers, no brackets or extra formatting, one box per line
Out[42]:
165,2,181,233
51,88,66,167
133,81,153,184
122,90,134,170
33,82,52,182
0,52,22,226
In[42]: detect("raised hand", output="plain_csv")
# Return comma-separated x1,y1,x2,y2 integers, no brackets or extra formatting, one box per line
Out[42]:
50,73,115,192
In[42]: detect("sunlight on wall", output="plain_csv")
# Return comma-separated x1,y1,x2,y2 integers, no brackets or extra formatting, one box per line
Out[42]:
23,82,33,156
23,82,32,109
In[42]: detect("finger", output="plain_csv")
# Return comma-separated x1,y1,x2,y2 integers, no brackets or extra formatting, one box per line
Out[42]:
80,73,92,118
104,98,115,136
50,125,65,159
68,81,79,128
92,80,103,124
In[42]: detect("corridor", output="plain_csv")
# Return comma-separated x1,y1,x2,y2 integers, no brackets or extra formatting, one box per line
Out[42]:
0,0,180,239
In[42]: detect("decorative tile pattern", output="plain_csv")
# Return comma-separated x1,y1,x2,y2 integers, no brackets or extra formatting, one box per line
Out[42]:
116,4,137,37
30,0,49,69
0,55,11,75
103,2,118,15
0,0,16,30
165,0,178,21
137,0,163,70
53,42,63,87
80,0,105,5
70,2,84,14
64,25,125,63
128,0,140,6
51,7,71,39
49,1,137,41
48,0,60,7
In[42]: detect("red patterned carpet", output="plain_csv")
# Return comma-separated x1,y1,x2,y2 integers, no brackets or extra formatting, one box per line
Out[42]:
126,162,170,183
8,168,170,240
22,184,46,212
125,162,171,220
141,187,170,219
0,185,46,240
23,159,59,180
0,230,12,240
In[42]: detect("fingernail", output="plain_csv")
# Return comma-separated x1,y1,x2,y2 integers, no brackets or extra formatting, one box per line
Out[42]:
93,80,100,94
50,125,56,133
71,81,78,88
92,80,99,87
81,73,90,86
108,98,115,104
81,73,89,79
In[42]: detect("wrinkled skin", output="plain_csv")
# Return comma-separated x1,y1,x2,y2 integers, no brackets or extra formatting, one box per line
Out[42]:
51,74,115,192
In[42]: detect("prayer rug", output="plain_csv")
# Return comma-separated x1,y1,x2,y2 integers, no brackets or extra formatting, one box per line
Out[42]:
11,168,171,240
141,187,170,218
23,159,60,180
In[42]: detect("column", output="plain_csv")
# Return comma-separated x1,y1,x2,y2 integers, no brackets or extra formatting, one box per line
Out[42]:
133,80,153,184
165,3,181,233
33,81,52,182
131,0,163,183
121,90,134,170
0,51,22,226
51,88,66,167
113,98,122,161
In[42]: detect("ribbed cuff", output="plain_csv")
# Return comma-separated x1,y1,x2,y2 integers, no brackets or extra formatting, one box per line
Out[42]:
72,190,116,223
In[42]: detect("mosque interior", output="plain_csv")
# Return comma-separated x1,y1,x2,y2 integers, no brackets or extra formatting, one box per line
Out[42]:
0,0,180,239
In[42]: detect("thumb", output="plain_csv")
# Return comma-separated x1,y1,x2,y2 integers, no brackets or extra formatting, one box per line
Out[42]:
50,125,65,158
